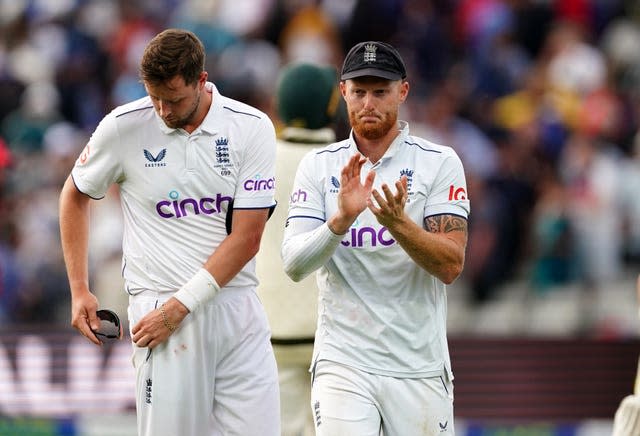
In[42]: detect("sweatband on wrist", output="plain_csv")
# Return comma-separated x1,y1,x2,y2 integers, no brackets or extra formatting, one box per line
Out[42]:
173,268,221,313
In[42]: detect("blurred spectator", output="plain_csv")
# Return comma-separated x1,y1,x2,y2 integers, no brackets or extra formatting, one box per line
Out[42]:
620,134,640,263
558,132,624,288
544,20,607,98
412,68,498,181
278,3,342,65
0,138,20,324
530,165,578,292
463,127,536,303
491,63,578,164
11,121,86,324
1,81,63,154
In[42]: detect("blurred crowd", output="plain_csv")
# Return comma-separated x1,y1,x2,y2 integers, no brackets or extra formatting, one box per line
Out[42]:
0,0,639,337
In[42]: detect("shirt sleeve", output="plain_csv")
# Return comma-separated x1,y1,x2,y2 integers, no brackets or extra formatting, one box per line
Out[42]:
233,116,277,209
284,150,326,221
281,149,344,281
71,112,124,199
424,149,470,219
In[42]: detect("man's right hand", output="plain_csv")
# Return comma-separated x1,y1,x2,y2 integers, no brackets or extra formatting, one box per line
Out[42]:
71,291,102,346
329,153,376,234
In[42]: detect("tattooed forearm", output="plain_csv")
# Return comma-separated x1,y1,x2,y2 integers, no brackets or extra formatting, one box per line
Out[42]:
425,214,468,235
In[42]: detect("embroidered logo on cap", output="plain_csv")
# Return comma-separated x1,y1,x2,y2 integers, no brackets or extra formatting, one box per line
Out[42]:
364,43,377,63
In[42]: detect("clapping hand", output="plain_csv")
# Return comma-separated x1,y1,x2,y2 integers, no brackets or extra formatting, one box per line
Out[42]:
329,153,376,234
368,175,408,228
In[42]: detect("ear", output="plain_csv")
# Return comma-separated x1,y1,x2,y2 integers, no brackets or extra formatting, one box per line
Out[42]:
399,81,409,102
339,81,347,99
198,71,208,88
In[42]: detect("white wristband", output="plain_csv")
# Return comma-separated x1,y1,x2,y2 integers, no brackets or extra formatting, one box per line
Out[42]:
173,268,220,312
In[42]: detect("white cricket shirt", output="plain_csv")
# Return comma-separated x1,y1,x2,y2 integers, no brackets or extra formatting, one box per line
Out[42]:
286,121,470,379
72,83,276,294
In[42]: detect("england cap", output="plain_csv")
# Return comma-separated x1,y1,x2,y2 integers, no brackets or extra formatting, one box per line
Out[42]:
277,63,339,130
341,41,407,81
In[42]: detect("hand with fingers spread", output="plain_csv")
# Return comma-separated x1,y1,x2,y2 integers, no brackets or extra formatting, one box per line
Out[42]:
329,153,376,235
71,291,102,346
368,175,409,229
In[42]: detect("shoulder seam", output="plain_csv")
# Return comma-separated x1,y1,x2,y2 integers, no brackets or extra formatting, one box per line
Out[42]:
115,105,154,118
222,106,261,119
316,144,350,155
405,140,442,153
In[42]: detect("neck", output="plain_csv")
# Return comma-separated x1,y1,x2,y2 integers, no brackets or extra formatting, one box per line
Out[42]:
184,87,213,134
354,127,400,164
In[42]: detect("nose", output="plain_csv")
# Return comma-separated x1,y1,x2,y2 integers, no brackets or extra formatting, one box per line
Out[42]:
157,101,171,118
362,93,375,110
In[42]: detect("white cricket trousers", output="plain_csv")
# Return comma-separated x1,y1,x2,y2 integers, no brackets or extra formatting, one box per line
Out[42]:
128,288,280,436
311,360,454,436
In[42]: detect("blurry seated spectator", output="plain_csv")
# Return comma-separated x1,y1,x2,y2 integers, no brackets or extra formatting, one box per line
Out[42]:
1,81,63,154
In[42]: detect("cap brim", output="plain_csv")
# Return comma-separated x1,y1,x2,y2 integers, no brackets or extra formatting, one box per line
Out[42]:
341,67,403,81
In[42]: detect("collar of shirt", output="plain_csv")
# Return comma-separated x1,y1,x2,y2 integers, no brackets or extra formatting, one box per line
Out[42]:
348,120,410,164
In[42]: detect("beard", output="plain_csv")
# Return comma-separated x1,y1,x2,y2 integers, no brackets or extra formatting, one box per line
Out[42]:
349,109,397,140
162,90,201,129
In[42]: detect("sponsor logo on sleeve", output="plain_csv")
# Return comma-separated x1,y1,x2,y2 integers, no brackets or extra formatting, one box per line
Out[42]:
290,189,307,203
243,174,275,192
448,185,466,200
77,144,90,165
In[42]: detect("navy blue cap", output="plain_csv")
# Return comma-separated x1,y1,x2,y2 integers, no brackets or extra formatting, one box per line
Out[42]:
341,41,407,81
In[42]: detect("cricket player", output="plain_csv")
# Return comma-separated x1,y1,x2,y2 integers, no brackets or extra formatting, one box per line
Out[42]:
257,62,340,436
281,41,470,435
59,29,280,435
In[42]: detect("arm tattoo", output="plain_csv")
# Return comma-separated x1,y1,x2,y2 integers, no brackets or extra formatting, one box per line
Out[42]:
425,214,468,235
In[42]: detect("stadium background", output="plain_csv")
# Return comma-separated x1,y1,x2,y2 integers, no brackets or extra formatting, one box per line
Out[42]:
1,0,640,434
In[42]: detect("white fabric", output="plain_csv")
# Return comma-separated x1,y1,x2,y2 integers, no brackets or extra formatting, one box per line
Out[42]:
282,121,469,379
129,289,280,436
71,82,276,295
256,135,335,436
311,360,454,436
173,267,220,312
282,221,344,282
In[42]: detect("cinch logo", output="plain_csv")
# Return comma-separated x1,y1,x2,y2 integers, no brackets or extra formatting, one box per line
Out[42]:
291,189,307,203
144,148,167,167
448,185,466,200
244,176,275,191
340,226,395,247
156,191,232,218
